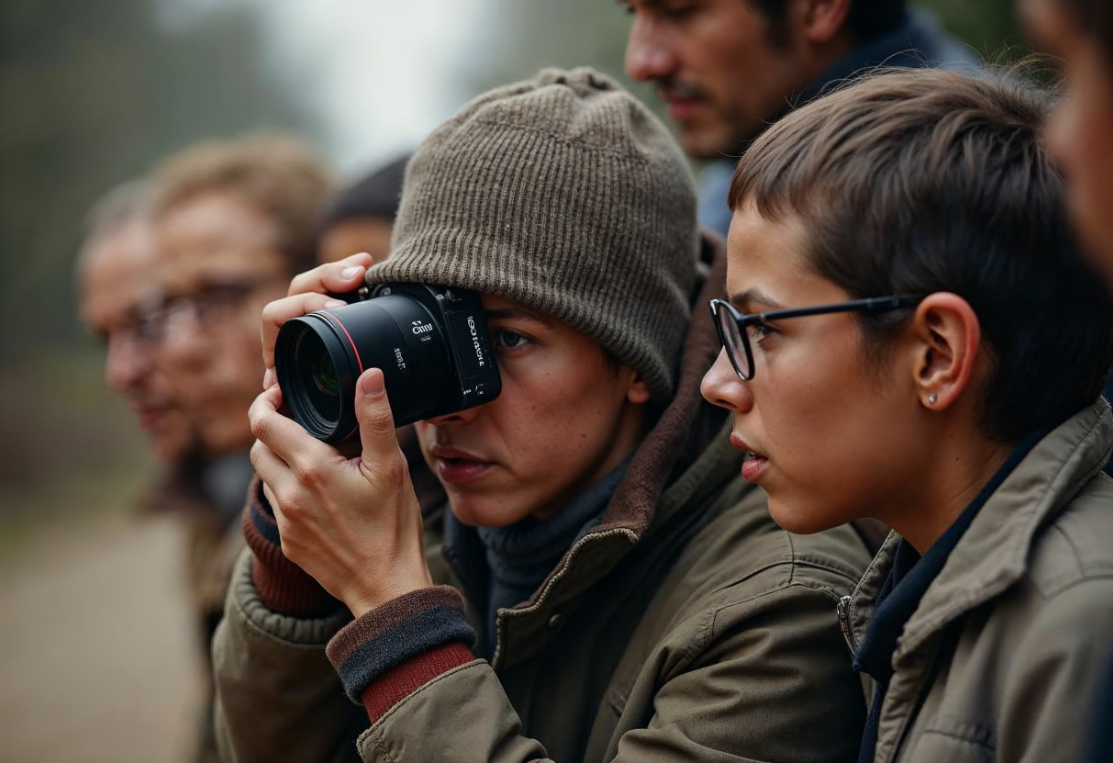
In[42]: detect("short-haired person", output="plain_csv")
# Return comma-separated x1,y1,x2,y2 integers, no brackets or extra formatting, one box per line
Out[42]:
213,69,873,762
700,67,1113,763
316,154,409,265
621,0,977,238
77,181,232,763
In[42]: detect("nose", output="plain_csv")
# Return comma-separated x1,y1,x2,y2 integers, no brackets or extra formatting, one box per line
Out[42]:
424,402,484,428
105,333,150,394
624,15,678,83
701,349,754,415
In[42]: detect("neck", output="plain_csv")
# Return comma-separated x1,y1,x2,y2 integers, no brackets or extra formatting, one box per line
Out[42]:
880,431,1014,555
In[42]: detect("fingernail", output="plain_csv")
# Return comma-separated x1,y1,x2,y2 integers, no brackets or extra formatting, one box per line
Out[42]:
324,299,347,309
263,368,275,389
341,266,362,279
361,370,384,397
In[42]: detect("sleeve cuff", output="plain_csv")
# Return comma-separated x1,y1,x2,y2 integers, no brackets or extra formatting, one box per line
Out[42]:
325,586,477,721
241,476,342,618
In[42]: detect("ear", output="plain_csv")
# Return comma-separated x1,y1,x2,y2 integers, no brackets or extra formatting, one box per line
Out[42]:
907,293,982,412
625,372,653,406
798,0,852,45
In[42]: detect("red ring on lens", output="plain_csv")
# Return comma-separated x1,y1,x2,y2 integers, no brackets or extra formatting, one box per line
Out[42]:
319,310,365,374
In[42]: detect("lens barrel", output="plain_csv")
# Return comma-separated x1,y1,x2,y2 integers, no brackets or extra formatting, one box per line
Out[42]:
275,284,500,444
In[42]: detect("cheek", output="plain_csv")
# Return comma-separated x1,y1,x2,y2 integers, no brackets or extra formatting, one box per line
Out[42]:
756,341,916,531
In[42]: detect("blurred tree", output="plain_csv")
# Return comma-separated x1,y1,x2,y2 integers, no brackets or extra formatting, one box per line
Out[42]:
0,0,323,357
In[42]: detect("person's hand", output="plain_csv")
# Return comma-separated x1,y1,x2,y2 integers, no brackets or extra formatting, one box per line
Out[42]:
248,367,433,617
260,252,374,390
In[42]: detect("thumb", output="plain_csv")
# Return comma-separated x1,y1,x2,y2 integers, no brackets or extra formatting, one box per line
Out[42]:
354,369,401,471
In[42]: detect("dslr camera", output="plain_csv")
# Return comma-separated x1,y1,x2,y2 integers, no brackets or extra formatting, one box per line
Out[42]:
275,283,501,444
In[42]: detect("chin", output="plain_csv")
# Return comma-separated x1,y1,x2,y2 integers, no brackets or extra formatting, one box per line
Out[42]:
446,490,533,530
766,495,843,536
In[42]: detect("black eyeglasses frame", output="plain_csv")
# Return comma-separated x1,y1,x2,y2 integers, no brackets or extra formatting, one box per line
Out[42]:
708,294,922,381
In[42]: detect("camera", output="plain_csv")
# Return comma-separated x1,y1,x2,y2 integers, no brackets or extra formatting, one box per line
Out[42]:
274,283,501,444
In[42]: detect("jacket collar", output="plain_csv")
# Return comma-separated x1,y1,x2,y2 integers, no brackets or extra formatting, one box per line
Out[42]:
847,399,1113,659
798,10,979,106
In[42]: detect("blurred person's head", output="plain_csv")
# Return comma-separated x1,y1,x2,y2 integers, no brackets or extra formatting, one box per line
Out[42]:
316,155,409,265
1023,0,1113,284
152,134,332,457
622,0,907,159
76,181,197,462
367,68,698,528
699,68,1113,550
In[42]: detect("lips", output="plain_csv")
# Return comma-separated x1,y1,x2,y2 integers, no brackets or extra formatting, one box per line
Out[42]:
132,401,170,430
729,432,770,483
430,444,496,485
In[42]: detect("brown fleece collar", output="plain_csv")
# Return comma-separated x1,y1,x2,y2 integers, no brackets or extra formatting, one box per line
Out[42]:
594,230,729,538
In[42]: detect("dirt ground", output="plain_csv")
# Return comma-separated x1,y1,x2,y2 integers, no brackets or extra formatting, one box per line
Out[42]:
0,513,203,763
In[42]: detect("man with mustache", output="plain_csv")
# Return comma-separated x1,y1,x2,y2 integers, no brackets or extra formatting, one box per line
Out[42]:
620,0,977,238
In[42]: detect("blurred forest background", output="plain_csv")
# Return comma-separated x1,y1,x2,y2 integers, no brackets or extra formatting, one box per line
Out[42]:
0,0,1024,759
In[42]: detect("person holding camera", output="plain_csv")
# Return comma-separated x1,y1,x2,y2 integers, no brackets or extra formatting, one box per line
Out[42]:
699,67,1113,763
213,68,873,762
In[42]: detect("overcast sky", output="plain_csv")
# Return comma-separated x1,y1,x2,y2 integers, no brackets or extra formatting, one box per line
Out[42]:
159,0,498,177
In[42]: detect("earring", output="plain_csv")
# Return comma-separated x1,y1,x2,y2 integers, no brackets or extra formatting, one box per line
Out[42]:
928,393,938,405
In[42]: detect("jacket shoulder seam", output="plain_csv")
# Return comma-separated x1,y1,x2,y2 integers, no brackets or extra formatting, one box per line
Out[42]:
710,579,844,639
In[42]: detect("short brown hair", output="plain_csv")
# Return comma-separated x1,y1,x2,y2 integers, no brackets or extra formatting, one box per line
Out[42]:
729,67,1113,443
153,133,332,274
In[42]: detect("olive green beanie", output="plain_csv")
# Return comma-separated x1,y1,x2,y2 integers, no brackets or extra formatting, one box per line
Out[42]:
366,67,699,403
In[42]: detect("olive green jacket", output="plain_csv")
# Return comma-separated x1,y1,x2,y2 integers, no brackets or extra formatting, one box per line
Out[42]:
212,237,874,762
842,399,1113,763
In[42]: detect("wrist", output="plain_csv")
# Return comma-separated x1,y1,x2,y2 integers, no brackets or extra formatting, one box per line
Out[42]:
344,567,436,619
242,476,343,618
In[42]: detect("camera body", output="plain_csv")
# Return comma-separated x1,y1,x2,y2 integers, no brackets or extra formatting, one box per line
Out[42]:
275,283,501,444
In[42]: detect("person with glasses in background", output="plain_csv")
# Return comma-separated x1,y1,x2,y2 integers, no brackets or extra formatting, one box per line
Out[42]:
700,67,1113,763
1021,2,1113,760
75,180,226,763
143,134,332,762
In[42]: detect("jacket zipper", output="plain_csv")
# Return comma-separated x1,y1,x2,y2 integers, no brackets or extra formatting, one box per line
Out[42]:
837,595,857,654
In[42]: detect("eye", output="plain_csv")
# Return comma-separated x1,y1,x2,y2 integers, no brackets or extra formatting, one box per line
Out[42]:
746,320,777,345
662,1,696,20
494,329,531,351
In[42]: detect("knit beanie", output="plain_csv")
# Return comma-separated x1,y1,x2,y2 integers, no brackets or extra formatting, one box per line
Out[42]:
365,68,699,403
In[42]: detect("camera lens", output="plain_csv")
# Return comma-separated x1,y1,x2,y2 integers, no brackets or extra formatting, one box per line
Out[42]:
300,331,341,422
275,290,455,443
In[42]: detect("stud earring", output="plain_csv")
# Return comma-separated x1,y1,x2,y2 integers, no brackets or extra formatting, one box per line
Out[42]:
928,393,938,405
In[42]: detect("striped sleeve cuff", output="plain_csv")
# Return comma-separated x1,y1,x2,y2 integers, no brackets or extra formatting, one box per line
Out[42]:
325,586,477,722
241,476,342,618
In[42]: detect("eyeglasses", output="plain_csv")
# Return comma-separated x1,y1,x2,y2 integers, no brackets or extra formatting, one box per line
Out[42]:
708,294,922,380
143,277,286,342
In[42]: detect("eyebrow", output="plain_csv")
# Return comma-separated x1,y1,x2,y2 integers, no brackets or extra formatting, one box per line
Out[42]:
483,307,555,327
729,288,785,312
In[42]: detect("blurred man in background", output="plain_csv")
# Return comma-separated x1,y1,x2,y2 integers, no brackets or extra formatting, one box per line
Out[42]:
76,180,233,763
77,181,194,463
145,133,331,762
621,0,978,238
315,154,409,265
1022,2,1113,760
